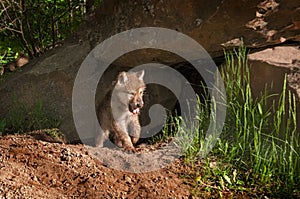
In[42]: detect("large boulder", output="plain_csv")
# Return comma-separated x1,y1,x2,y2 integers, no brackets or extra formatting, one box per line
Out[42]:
0,0,300,142
248,45,300,129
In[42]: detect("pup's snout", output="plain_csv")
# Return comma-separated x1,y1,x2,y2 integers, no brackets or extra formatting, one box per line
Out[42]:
136,101,143,108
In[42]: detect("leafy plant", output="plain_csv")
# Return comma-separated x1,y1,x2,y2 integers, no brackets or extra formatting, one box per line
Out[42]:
0,0,104,67
0,0,86,57
44,128,63,139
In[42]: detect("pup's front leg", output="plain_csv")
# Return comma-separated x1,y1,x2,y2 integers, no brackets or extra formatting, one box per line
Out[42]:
128,116,141,145
112,122,135,151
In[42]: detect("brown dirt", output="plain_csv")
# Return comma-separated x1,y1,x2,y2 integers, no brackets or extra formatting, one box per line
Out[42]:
0,133,193,199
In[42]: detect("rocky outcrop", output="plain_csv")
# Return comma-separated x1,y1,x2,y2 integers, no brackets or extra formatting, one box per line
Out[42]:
248,45,300,129
0,0,299,142
79,0,300,61
248,46,300,99
0,44,91,141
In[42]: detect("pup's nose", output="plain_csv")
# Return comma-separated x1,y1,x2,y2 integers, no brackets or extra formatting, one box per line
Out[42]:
136,101,143,108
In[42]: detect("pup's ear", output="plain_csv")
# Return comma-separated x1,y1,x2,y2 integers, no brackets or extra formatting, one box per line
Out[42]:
136,70,144,80
117,71,128,85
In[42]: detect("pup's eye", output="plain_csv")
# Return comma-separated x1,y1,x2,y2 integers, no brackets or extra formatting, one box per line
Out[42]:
128,92,135,96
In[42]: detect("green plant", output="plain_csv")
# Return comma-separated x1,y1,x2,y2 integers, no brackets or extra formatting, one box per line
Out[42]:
219,46,299,196
44,128,63,139
5,97,60,134
0,47,19,65
0,0,86,57
150,111,181,144
0,47,19,83
0,119,6,135
163,45,299,197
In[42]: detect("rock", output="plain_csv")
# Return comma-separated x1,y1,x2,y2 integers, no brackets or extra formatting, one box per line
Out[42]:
77,0,300,60
0,67,3,76
0,43,91,142
123,175,132,184
0,0,300,142
15,54,29,68
3,53,29,73
248,45,300,129
248,45,300,98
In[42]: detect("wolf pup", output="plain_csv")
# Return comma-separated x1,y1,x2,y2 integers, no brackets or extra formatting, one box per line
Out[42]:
96,70,146,151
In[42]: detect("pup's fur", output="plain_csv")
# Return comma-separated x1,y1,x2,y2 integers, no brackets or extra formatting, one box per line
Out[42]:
96,70,146,151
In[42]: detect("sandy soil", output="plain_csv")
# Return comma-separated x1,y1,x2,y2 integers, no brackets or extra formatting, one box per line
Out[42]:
0,133,193,199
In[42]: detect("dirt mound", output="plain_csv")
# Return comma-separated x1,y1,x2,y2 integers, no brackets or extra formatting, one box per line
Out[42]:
0,134,191,198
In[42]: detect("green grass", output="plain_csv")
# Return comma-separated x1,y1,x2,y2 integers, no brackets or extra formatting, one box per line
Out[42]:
158,45,300,198
0,97,60,135
44,128,64,139
150,111,181,144
0,119,6,135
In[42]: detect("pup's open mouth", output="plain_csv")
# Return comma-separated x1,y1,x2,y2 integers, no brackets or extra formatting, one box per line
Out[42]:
132,108,140,114
129,105,140,114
